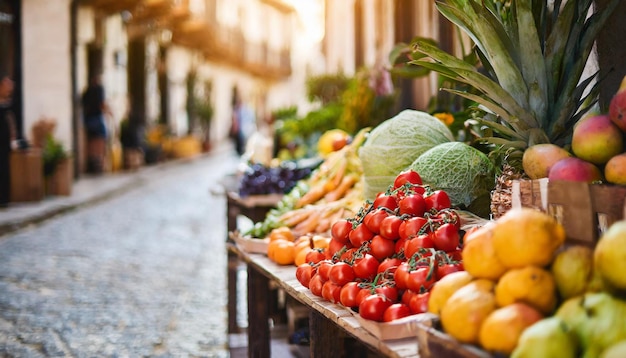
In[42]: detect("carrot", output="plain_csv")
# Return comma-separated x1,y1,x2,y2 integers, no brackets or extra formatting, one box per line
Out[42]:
296,185,327,208
293,210,321,236
324,174,359,202
279,208,313,227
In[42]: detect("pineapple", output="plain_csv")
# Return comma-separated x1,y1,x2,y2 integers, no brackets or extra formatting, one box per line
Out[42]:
407,0,619,217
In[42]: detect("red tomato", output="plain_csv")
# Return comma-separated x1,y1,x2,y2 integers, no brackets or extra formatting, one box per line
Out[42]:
349,223,374,247
322,281,343,304
340,248,358,263
317,260,333,282
331,219,353,244
406,265,437,292
295,263,314,288
363,208,389,234
309,274,325,297
393,169,423,189
327,238,348,260
433,223,461,252
425,190,452,211
399,216,429,240
401,289,417,305
393,262,411,290
375,283,399,303
379,215,403,240
352,253,379,280
446,249,463,262
396,238,406,257
436,262,464,280
329,262,355,286
398,194,427,217
359,294,393,322
404,233,436,259
372,193,399,211
369,235,396,261
377,257,403,276
409,291,431,314
305,248,326,265
356,286,373,306
437,209,461,230
383,303,412,322
339,281,362,308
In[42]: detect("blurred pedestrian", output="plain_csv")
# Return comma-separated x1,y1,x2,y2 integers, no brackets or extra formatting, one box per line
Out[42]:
0,71,16,207
230,89,256,156
81,73,111,173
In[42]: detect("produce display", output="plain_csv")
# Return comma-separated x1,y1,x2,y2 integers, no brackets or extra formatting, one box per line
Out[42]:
358,109,454,200
290,170,467,321
245,128,368,239
521,77,626,185
237,159,321,197
229,1,626,356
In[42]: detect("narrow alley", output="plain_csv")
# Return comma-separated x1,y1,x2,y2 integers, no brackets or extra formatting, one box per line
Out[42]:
0,150,240,357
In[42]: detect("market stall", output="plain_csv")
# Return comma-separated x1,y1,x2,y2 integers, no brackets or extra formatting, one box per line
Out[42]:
222,1,626,357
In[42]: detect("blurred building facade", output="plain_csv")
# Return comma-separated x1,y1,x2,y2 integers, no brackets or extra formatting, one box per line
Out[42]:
1,0,624,184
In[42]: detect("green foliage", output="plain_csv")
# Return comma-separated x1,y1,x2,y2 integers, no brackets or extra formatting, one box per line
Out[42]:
42,134,68,177
306,73,350,105
338,67,397,133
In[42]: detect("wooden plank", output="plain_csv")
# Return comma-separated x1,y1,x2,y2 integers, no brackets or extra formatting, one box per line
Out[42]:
247,265,271,358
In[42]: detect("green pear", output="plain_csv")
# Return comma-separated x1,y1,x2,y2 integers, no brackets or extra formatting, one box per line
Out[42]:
600,340,626,358
510,317,578,358
558,293,626,358
595,221,626,292
551,245,594,300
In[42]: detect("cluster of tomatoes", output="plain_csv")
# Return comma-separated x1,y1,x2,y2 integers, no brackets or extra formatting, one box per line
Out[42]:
295,170,466,322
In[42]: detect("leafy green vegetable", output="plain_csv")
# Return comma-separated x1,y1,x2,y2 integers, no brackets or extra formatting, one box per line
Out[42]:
410,141,496,217
358,110,454,199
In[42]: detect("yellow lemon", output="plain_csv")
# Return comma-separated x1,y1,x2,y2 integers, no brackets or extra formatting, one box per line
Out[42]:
478,303,544,355
462,223,507,280
440,279,497,344
492,208,565,269
495,266,557,315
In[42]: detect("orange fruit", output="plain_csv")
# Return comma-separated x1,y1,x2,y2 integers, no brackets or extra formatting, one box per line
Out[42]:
312,235,330,249
440,279,497,344
462,223,507,280
478,303,544,355
491,208,565,269
269,227,295,242
495,266,557,315
272,240,296,265
295,247,312,267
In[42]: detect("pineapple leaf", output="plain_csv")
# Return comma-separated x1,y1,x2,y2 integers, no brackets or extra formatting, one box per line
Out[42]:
436,1,529,108
443,88,528,140
515,0,548,129
412,40,537,129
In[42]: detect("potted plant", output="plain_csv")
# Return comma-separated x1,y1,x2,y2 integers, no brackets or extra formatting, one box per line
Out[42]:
42,134,72,196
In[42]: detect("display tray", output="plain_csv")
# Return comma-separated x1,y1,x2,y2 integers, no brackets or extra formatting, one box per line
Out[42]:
229,231,269,254
350,309,435,341
227,191,284,208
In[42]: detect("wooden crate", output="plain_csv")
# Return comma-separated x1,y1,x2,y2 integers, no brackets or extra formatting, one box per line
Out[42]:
511,179,626,246
45,157,73,196
10,148,44,202
415,318,493,358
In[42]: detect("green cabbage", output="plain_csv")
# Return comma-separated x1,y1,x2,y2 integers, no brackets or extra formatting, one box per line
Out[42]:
359,110,454,199
410,142,496,217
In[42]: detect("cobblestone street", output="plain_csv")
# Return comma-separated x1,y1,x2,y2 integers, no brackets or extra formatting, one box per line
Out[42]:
0,150,241,357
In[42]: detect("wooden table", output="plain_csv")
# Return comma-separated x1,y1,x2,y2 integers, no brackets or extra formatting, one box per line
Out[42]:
230,244,420,358
223,187,283,334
